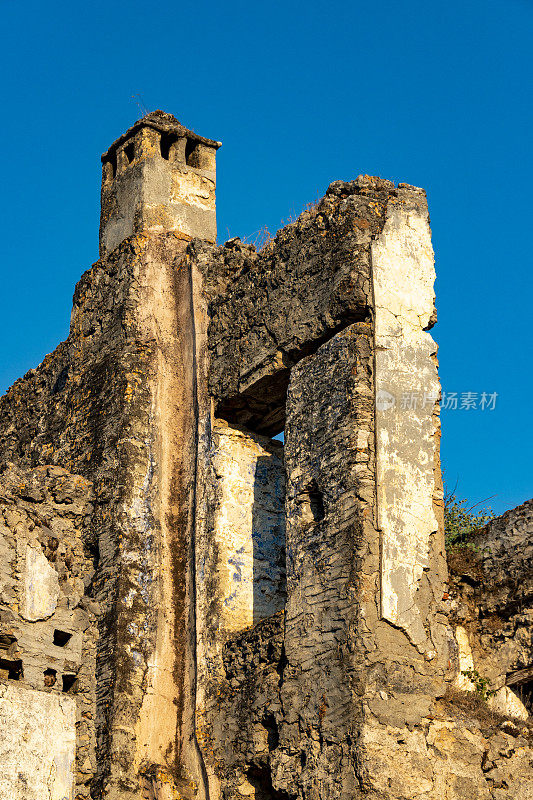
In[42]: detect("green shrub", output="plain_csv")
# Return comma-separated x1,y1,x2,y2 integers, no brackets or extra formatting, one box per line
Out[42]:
444,489,494,550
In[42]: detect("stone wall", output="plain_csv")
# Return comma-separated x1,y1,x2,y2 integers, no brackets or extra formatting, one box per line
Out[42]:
0,464,97,800
341,500,533,800
0,109,531,800
190,179,452,799
203,177,385,434
0,683,76,800
359,699,533,800
448,499,533,718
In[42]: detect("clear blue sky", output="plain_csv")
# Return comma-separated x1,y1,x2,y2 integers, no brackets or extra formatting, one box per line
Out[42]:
1,0,531,514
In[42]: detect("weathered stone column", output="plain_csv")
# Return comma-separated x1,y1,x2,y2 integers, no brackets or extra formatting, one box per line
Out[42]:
273,323,375,799
371,187,445,654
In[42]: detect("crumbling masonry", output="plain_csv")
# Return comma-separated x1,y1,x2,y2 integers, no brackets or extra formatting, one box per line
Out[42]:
0,111,531,800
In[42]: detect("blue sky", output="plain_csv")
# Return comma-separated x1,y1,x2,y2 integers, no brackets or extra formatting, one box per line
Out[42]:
1,0,531,514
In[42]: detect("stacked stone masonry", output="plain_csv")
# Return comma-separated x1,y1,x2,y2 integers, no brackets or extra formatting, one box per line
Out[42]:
0,111,530,799
0,465,97,799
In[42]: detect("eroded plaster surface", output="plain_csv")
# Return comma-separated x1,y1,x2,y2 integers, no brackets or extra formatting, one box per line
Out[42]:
453,625,475,691
0,682,76,800
211,421,286,632
372,200,439,649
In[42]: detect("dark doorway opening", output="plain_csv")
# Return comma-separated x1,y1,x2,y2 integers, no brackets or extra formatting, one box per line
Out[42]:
246,766,296,800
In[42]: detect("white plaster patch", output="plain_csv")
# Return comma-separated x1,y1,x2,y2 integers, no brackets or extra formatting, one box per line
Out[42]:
489,686,530,722
0,682,76,800
453,625,475,691
21,544,60,622
454,628,530,720
212,422,285,633
372,203,439,648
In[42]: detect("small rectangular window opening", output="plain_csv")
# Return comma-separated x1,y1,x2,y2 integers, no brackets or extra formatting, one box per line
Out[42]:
53,629,72,647
62,673,77,693
297,479,325,525
0,658,23,680
44,667,57,687
0,634,17,650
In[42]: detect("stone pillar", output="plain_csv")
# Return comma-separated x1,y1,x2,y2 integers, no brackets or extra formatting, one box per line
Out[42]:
273,323,374,799
371,187,445,654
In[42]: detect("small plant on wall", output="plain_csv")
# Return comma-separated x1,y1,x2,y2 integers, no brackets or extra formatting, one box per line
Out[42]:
444,486,494,550
461,669,496,702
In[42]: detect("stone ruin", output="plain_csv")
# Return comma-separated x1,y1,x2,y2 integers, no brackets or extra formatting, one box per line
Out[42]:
0,110,531,800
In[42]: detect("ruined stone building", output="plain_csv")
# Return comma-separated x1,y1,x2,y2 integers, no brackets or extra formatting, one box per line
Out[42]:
0,110,531,800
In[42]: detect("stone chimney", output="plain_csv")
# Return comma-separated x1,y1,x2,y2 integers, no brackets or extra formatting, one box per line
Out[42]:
99,110,221,257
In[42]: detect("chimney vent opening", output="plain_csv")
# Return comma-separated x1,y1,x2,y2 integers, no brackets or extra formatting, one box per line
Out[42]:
124,141,135,164
185,138,199,167
105,151,117,180
160,131,179,161
62,673,77,693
